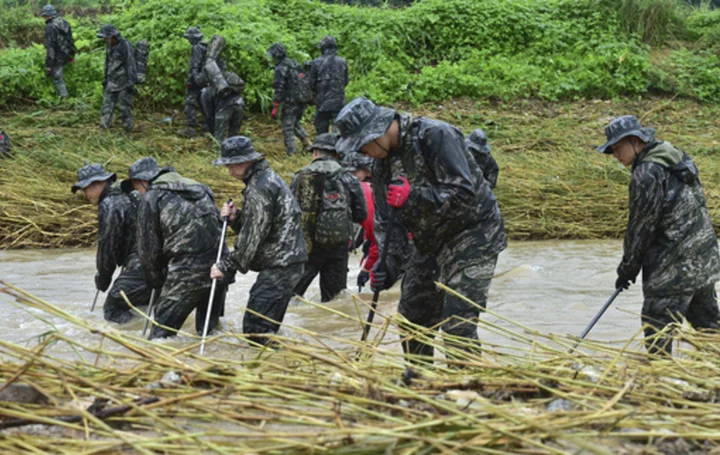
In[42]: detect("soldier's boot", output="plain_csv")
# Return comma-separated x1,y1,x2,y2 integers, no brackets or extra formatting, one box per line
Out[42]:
56,81,69,98
400,322,436,366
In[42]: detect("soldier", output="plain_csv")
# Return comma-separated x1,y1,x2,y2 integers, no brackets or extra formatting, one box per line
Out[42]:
0,130,10,159
183,27,206,134
292,133,367,302
465,129,499,189
342,153,378,291
71,162,152,323
267,43,310,156
210,137,308,346
207,72,246,143
335,97,507,362
41,5,75,98
97,24,137,133
127,157,227,339
308,36,349,134
597,116,720,356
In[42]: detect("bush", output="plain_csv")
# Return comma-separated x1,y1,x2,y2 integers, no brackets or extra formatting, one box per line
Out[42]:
3,0,720,109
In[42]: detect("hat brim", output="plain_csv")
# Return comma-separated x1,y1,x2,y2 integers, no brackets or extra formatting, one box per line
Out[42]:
335,107,395,155
71,172,116,194
306,144,337,153
597,127,656,154
213,151,264,166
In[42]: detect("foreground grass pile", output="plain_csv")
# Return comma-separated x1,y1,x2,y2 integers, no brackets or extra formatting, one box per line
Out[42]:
1,281,720,453
3,97,720,248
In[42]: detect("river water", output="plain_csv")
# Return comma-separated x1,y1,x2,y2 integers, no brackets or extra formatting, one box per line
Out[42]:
0,240,649,360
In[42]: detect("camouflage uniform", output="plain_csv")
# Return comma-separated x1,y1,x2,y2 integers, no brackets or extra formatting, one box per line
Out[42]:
0,130,10,159
214,137,308,344
184,27,206,129
132,158,227,339
465,129,499,189
598,117,720,355
268,43,309,156
71,163,152,323
308,36,348,134
291,133,367,302
98,24,137,132
336,97,507,360
209,73,245,142
42,5,74,98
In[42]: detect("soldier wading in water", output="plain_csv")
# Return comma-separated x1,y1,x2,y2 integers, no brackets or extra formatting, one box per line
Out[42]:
598,115,720,356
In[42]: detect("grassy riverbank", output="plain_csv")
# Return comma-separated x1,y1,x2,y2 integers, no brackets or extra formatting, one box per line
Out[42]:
2,96,720,249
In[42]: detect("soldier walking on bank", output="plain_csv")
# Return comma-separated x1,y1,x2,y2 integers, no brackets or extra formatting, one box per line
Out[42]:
71,162,152,323
308,36,348,134
183,27,207,134
597,116,720,355
210,137,308,346
126,157,228,339
41,5,75,98
97,24,137,133
292,133,367,302
267,43,310,156
336,97,507,363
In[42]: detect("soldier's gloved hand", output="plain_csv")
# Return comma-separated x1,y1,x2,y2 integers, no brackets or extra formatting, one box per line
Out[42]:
186,83,193,89
615,274,635,291
95,272,111,292
70,58,75,63
357,270,370,289
46,67,52,74
210,264,225,280
387,177,411,208
271,102,279,120
221,201,237,222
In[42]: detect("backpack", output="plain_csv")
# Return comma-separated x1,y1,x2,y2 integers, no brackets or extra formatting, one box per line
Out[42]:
289,62,313,105
134,40,150,84
295,168,352,252
54,18,76,61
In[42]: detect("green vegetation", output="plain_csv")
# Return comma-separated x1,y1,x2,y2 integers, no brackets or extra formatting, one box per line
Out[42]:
3,97,720,249
3,0,720,109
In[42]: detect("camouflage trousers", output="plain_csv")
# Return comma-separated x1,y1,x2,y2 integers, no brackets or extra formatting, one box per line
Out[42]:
184,88,202,128
200,87,216,133
49,65,68,98
642,283,719,355
100,87,133,132
281,104,308,156
148,265,226,340
398,245,498,363
104,260,152,324
293,247,348,302
313,110,339,135
243,263,304,345
213,98,245,143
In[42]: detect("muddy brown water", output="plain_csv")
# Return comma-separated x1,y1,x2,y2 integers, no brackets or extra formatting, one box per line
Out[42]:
0,240,652,360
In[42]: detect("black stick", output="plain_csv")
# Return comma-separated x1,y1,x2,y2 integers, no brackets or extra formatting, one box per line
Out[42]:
361,209,396,343
569,287,623,353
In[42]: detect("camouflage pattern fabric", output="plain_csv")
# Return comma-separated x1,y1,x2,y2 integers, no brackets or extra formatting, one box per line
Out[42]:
184,88,202,128
137,170,227,338
641,284,719,355
100,87,133,132
95,182,152,323
216,159,308,276
281,104,308,156
102,35,137,93
0,130,11,159
212,93,245,142
308,45,348,131
619,141,720,297
200,87,216,133
243,263,304,344
292,247,348,302
290,156,367,253
272,56,303,106
465,130,499,189
44,16,74,97
184,40,207,127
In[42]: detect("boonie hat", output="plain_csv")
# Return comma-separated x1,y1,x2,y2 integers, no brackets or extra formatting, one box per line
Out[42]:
71,161,116,194
597,115,656,154
335,97,395,156
213,136,264,166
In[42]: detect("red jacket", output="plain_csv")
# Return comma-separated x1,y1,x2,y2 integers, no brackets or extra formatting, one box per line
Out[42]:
360,181,378,272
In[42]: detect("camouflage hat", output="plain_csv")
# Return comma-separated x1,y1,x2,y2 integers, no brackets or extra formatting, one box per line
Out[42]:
97,24,120,39
184,26,202,40
319,36,338,50
597,115,656,154
213,136,264,166
341,154,374,172
40,4,58,17
120,157,161,192
465,129,491,154
71,161,116,194
307,132,339,152
266,43,286,59
335,97,396,156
